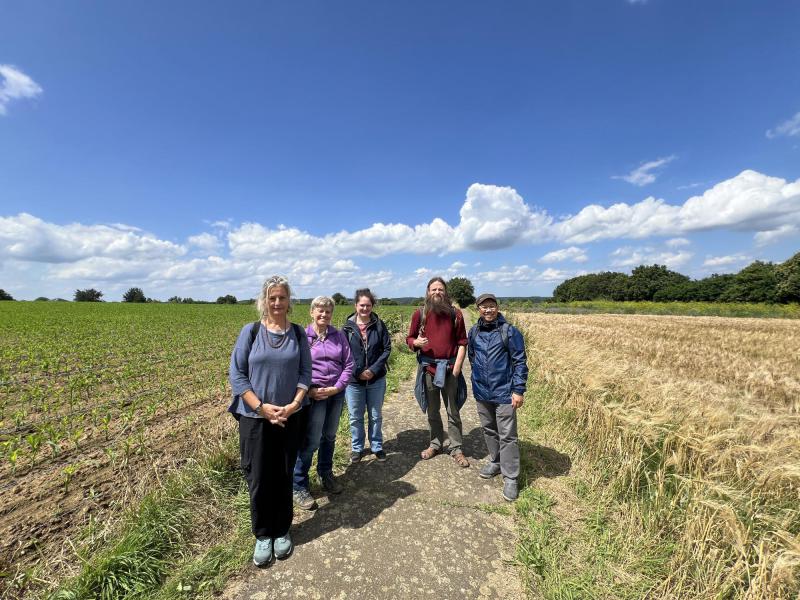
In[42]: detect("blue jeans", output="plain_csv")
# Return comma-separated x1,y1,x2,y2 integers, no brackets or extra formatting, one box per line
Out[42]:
293,391,345,491
346,378,386,453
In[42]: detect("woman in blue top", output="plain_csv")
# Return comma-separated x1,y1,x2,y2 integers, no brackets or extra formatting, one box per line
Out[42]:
229,275,312,567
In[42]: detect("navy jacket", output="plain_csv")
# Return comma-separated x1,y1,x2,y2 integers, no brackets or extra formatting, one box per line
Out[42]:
467,314,528,404
341,312,392,385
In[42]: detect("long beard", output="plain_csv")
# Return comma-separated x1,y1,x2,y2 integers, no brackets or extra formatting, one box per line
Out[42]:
425,294,452,316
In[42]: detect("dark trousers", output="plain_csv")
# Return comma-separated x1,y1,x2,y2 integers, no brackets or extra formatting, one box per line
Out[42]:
424,370,463,453
239,408,308,538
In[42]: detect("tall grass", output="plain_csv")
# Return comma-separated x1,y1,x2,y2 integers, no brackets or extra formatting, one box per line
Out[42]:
513,312,800,599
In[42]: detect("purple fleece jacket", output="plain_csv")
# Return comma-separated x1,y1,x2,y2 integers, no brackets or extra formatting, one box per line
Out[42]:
306,324,354,391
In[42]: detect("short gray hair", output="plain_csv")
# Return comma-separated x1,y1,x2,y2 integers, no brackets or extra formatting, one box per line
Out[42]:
256,275,292,318
310,295,334,311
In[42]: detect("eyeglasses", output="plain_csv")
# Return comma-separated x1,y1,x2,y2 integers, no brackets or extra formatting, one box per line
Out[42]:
478,305,498,311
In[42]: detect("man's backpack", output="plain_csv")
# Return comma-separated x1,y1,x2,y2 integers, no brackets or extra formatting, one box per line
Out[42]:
468,321,511,354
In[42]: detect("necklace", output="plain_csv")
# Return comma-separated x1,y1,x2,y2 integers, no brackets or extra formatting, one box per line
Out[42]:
264,320,289,349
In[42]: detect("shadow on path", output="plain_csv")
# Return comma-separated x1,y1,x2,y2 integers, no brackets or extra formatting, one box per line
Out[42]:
293,428,428,547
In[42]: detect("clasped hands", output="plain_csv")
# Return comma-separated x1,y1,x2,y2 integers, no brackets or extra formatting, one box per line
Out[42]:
259,401,299,427
307,386,339,401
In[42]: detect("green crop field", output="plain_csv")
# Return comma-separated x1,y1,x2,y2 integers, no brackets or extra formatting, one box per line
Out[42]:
0,301,416,598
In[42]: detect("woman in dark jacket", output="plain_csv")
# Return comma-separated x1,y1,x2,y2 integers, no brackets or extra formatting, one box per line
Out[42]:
341,288,392,463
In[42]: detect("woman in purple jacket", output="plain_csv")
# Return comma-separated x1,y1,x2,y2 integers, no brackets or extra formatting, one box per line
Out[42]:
292,295,354,511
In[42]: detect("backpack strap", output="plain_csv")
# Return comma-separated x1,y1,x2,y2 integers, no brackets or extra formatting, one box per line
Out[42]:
248,321,304,349
500,322,510,353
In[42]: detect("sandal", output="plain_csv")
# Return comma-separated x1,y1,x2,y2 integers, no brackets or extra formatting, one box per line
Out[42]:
452,451,470,468
420,447,440,460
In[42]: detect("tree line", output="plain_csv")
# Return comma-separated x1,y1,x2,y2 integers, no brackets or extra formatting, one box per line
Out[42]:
553,251,800,303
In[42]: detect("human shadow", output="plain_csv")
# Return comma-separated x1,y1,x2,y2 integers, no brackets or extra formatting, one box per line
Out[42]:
292,428,428,547
519,439,571,487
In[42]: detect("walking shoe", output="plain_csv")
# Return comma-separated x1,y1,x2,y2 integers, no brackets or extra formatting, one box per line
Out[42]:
479,462,501,479
274,533,293,559
502,479,519,502
350,450,363,463
252,537,273,567
374,450,387,462
320,472,343,495
293,488,317,510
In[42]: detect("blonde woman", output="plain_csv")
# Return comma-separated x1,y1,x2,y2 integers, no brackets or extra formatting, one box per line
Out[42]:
229,276,311,566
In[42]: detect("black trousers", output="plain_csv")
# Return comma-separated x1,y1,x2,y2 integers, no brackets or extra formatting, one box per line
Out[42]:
239,408,308,538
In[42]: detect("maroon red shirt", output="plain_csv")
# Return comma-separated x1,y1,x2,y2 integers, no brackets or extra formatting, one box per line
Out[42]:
406,308,468,374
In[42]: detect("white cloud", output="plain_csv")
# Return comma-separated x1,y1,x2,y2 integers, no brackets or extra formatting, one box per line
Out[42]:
665,237,691,248
0,65,42,115
702,254,749,267
558,170,800,243
538,246,588,263
0,213,186,263
612,155,676,187
754,224,798,246
3,169,798,298
474,264,572,287
188,233,221,252
677,182,705,190
766,111,800,139
610,246,693,270
453,183,552,250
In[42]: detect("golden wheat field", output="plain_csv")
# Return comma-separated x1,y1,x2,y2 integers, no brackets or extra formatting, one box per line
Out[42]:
513,312,800,599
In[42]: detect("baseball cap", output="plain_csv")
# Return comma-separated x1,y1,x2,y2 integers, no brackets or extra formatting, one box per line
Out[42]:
475,293,497,306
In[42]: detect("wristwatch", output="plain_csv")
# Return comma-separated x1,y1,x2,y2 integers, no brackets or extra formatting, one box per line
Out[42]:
256,401,264,415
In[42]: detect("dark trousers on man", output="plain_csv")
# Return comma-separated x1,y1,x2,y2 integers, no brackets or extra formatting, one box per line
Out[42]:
476,400,519,481
424,370,463,454
239,408,308,538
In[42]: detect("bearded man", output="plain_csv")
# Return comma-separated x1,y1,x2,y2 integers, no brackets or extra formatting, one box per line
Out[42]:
406,277,470,467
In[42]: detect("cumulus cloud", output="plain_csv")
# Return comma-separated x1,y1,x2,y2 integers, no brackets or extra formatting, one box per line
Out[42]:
610,246,693,270
613,156,676,187
188,233,221,252
703,254,750,267
538,246,588,263
558,170,800,243
754,224,798,246
453,183,552,250
766,111,800,139
0,65,42,115
0,213,186,263
665,237,691,248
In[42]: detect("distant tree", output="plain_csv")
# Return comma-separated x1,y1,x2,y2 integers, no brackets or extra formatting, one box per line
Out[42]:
379,297,398,305
775,251,800,303
332,292,348,305
34,296,49,302
181,297,195,304
74,288,103,302
720,261,778,303
53,298,68,302
168,296,183,303
553,272,629,302
216,294,238,304
122,287,147,303
627,265,690,301
0,289,15,301
447,277,476,308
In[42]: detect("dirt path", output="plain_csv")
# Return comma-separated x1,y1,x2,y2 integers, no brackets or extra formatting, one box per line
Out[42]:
223,318,525,600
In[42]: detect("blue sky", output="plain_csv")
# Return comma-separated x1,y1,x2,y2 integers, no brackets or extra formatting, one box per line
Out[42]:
1,0,799,301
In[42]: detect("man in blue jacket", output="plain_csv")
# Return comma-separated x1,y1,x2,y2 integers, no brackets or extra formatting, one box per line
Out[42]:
467,293,528,501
